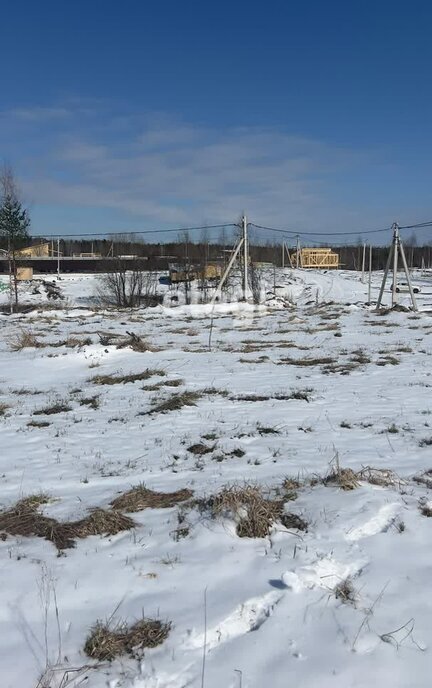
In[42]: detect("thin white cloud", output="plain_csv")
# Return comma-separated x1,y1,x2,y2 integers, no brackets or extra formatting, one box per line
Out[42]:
0,103,394,233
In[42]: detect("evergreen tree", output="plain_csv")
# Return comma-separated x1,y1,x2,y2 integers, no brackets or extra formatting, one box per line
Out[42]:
0,167,31,311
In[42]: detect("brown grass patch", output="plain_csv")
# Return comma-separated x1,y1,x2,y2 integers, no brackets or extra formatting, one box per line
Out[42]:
9,330,42,351
27,420,51,428
187,443,215,455
111,485,193,512
34,402,72,415
358,466,402,488
91,369,165,385
84,618,171,660
207,484,307,538
413,470,432,488
79,395,100,409
278,356,335,367
0,497,135,550
323,462,360,491
145,391,202,415
0,402,10,416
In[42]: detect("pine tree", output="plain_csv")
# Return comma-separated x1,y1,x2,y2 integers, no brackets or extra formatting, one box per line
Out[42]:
0,168,30,311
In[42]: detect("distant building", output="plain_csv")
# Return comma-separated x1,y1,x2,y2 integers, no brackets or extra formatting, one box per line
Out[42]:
15,242,51,258
290,247,339,269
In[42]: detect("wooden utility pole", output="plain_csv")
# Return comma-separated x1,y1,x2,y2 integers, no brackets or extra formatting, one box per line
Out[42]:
282,242,285,269
57,237,60,279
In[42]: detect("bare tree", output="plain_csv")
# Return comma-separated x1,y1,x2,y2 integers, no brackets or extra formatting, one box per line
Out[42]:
0,166,30,312
96,259,159,308
248,262,264,304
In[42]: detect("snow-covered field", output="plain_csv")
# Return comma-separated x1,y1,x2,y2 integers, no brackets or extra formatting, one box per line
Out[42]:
1,268,432,688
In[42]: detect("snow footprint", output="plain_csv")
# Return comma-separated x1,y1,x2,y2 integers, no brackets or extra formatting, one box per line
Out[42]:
282,556,367,592
186,590,284,652
345,503,400,541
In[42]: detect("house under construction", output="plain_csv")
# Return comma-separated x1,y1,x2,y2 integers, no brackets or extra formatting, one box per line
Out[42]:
290,247,339,269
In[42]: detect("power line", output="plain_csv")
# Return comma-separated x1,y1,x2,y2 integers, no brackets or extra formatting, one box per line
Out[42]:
30,223,238,239
249,222,392,237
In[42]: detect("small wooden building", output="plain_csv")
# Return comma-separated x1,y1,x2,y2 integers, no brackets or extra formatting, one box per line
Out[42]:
16,267,34,280
169,262,222,283
291,247,339,269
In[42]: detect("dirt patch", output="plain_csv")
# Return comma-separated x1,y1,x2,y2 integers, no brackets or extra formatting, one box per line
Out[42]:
111,485,193,512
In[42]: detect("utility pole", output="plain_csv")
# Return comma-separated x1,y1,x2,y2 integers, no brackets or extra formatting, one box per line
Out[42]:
57,237,60,279
361,243,366,283
242,214,248,301
376,223,418,311
296,235,300,268
368,245,372,303
282,242,285,269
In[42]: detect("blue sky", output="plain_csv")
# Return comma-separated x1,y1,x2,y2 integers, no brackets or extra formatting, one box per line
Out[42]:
1,0,432,243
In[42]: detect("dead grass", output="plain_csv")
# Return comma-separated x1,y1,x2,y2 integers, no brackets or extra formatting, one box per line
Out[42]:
9,330,42,351
230,388,313,403
91,369,165,385
278,356,335,367
34,402,72,415
145,391,202,415
358,466,402,488
206,484,307,538
0,497,135,550
413,470,432,488
323,462,360,491
111,485,193,512
376,355,400,366
27,420,51,428
0,402,10,416
84,617,171,660
187,443,215,455
334,577,357,605
419,502,432,517
79,395,100,410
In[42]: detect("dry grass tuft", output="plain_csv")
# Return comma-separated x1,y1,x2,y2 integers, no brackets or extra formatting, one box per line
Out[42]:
0,497,135,551
84,617,171,660
187,443,215,455
9,329,42,351
0,402,10,416
278,356,335,367
207,484,307,538
111,485,193,512
145,391,202,415
323,463,360,491
334,577,357,605
27,420,51,428
34,402,72,415
419,501,432,517
91,369,165,385
79,395,100,410
413,470,432,489
358,466,402,488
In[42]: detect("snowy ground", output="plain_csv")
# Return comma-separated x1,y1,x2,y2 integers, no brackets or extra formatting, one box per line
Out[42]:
1,268,432,688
